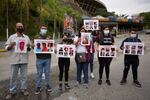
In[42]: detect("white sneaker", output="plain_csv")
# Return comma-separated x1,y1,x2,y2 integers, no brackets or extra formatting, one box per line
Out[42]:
81,74,84,78
90,73,95,79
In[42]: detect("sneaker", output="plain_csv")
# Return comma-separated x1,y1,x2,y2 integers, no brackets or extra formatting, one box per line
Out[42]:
21,90,29,96
59,84,63,90
98,80,102,85
65,84,71,89
83,84,89,89
81,74,84,79
90,73,95,79
75,81,81,87
120,79,127,85
106,80,111,86
35,87,41,95
133,80,142,88
46,85,52,92
6,93,16,100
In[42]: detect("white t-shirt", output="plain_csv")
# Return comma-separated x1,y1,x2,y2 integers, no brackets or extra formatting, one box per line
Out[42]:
74,36,87,53
5,33,31,64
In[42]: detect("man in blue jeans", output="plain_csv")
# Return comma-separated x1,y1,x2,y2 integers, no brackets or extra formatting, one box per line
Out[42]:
5,22,31,99
33,25,52,94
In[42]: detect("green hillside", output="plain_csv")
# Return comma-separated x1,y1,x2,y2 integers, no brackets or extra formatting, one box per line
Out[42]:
0,0,82,40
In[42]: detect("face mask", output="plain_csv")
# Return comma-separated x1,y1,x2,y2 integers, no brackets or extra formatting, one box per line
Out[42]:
17,28,24,33
130,34,136,38
40,29,47,36
104,30,109,35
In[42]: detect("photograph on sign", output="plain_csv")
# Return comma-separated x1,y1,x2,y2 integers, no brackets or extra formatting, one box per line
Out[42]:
15,38,28,53
57,44,75,58
81,32,91,46
34,39,54,54
124,42,144,55
99,45,116,57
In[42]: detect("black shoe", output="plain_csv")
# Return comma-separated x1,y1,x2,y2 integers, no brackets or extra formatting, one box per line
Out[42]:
98,80,102,85
35,87,41,95
65,84,71,89
46,85,52,92
120,79,127,85
59,84,63,90
6,93,16,100
106,80,111,86
133,80,142,88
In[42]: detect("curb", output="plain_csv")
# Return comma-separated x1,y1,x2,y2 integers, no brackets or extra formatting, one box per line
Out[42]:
0,49,6,52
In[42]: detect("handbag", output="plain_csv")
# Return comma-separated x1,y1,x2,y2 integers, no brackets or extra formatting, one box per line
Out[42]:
76,53,87,63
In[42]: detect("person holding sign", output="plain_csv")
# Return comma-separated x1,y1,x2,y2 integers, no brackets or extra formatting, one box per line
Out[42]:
120,29,142,87
57,34,73,90
33,25,52,94
5,22,31,99
74,28,89,88
96,26,114,86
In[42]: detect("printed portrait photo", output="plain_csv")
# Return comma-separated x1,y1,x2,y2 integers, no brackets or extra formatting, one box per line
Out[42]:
57,44,75,58
58,47,63,55
125,45,130,54
124,42,145,55
137,45,144,55
99,45,116,57
106,47,110,56
34,39,54,54
111,47,116,57
69,48,74,56
81,32,91,46
100,48,105,57
64,46,69,56
15,38,28,53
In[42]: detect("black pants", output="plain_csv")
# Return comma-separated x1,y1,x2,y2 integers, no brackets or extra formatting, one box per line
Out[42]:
58,58,70,82
122,58,139,81
98,57,112,80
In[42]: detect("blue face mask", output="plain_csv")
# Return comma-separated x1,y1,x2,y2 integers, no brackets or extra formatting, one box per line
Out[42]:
130,34,136,38
40,29,47,36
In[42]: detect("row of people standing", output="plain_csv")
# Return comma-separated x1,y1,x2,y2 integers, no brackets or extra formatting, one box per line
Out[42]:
5,22,142,100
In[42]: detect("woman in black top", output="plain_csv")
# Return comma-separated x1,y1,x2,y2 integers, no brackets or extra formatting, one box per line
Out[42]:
96,26,114,86
58,34,73,90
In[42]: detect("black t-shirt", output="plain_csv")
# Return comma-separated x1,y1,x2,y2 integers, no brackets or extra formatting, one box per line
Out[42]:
96,33,114,45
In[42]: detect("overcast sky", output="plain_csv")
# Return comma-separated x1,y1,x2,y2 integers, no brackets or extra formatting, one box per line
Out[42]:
101,0,150,16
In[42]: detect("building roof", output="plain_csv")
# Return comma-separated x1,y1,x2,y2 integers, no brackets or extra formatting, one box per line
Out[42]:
74,0,107,15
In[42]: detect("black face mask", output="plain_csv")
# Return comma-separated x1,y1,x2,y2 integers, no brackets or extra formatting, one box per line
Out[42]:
17,28,24,33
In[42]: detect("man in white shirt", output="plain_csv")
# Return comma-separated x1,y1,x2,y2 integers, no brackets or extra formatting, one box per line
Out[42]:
5,22,31,99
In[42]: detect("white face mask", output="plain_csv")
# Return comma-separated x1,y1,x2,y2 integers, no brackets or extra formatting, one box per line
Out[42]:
40,29,47,35
104,30,109,35
130,34,136,38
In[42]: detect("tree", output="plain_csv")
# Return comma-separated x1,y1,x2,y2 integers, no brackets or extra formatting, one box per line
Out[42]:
95,8,116,17
140,12,150,29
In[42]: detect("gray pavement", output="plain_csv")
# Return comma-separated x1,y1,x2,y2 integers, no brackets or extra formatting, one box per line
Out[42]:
0,34,150,100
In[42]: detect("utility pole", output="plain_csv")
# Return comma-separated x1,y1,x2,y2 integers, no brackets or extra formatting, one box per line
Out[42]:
6,0,9,39
20,0,23,22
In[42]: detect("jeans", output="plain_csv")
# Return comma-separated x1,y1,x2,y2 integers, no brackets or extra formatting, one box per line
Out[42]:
36,58,51,88
9,63,28,94
76,62,89,84
89,53,94,73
